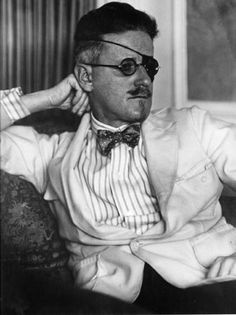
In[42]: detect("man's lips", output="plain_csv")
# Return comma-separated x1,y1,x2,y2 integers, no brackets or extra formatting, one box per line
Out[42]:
128,91,152,99
128,94,151,99
127,87,152,99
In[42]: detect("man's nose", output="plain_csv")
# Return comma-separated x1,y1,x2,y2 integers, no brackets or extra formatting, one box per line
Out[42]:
134,65,152,86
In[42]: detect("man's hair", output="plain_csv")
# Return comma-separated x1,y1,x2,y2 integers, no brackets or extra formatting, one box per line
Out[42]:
74,2,159,64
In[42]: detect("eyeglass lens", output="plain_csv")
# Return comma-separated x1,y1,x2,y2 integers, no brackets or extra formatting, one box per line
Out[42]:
119,58,159,81
119,59,137,75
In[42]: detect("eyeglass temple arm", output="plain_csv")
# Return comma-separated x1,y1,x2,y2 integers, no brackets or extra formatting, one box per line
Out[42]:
83,63,121,69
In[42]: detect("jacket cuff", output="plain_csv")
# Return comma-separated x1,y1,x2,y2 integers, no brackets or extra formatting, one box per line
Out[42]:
0,87,30,122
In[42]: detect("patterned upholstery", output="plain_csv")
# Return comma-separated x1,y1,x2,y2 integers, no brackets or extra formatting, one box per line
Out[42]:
1,170,68,268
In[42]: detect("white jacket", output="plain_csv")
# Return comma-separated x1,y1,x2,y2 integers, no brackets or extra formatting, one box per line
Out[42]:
1,106,236,302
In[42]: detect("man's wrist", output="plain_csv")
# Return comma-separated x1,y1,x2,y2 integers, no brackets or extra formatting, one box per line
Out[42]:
20,89,54,113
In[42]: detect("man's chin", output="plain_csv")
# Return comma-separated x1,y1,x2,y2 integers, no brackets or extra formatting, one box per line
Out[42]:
132,100,151,122
128,110,150,124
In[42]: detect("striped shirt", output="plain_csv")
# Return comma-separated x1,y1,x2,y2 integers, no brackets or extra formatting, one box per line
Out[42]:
1,89,161,235
77,114,161,235
0,88,30,122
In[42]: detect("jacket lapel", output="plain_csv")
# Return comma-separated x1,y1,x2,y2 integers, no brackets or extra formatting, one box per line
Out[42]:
142,109,178,212
60,113,137,242
54,109,179,240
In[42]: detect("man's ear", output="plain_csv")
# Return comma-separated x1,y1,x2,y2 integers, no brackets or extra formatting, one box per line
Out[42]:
74,64,93,92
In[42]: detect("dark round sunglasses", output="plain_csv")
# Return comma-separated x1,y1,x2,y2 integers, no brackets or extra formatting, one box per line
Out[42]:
85,56,159,82
82,39,160,82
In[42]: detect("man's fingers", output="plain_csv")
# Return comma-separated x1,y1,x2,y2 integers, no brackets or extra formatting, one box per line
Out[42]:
73,98,90,116
218,258,233,277
230,262,236,275
207,257,222,278
72,93,89,114
79,98,90,114
71,89,86,108
219,256,236,277
66,73,82,92
67,73,90,115
207,256,236,279
49,74,82,108
52,73,89,114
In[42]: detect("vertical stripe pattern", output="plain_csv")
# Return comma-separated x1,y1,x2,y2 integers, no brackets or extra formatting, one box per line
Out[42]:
0,0,96,93
77,115,161,235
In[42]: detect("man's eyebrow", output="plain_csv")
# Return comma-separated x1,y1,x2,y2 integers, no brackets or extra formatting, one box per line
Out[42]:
82,39,153,59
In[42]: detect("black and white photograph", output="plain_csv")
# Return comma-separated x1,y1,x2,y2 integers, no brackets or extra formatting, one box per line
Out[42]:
1,0,236,314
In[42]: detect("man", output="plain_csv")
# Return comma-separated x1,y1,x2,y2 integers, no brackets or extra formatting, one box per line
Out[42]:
1,2,236,313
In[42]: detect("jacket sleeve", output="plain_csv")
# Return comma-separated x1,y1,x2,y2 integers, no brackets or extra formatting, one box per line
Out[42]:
1,125,60,194
190,106,236,194
0,88,30,124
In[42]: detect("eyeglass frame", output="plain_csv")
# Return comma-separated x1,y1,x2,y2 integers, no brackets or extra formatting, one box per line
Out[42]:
81,39,160,82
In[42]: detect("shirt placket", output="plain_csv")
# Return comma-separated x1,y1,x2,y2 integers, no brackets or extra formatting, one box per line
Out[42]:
109,145,132,221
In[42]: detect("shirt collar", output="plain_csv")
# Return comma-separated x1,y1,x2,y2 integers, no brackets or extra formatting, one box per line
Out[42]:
91,113,131,133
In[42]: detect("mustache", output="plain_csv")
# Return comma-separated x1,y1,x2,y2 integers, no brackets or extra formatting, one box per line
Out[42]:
128,86,152,98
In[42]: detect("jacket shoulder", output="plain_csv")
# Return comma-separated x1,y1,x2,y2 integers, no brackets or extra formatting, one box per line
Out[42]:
149,106,205,121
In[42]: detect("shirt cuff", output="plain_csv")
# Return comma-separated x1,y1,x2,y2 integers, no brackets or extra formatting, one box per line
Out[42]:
0,87,30,122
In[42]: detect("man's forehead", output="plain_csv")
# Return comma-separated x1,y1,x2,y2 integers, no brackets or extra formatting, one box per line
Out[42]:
102,31,154,57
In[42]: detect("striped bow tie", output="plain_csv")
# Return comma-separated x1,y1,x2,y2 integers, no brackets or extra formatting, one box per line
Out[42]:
97,124,140,156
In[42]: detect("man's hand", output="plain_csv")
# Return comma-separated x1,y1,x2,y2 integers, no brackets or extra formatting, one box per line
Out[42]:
207,253,236,278
0,74,89,130
48,73,90,116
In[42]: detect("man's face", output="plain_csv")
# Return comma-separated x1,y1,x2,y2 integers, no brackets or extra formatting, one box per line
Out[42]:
90,31,154,127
